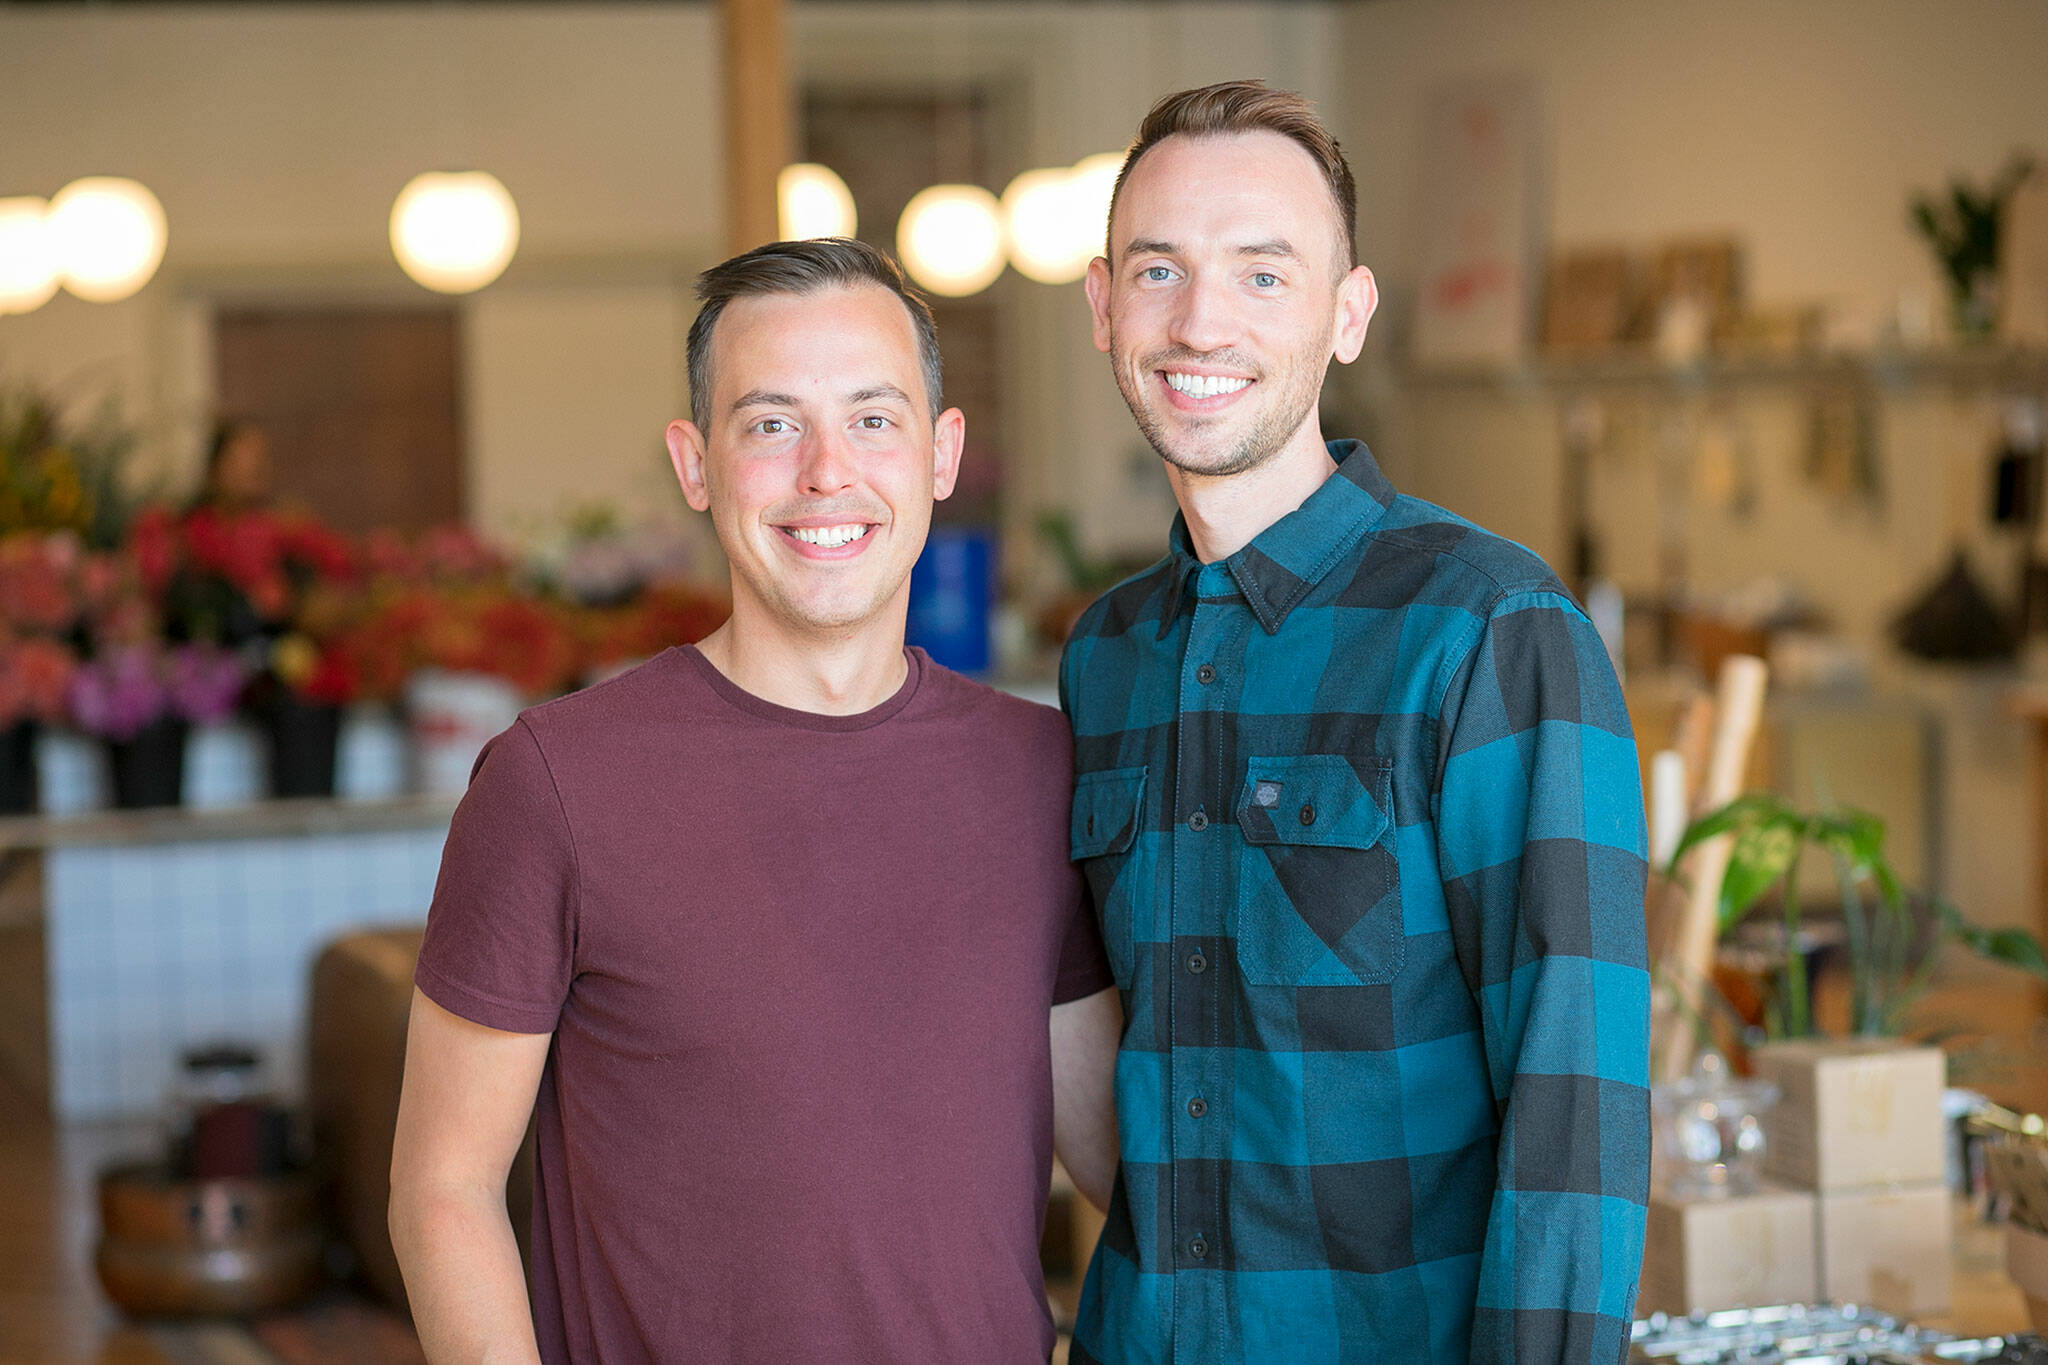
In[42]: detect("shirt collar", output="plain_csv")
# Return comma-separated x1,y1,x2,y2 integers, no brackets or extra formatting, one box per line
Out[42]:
1163,439,1396,636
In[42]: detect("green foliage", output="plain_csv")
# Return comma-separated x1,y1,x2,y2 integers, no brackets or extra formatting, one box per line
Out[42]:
1668,792,2048,1039
0,382,146,550
1909,155,2036,334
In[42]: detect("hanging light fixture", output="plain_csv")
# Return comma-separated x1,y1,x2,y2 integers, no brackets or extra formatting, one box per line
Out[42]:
897,184,1004,298
778,164,857,242
1068,152,1125,261
389,171,520,294
1000,168,1090,285
46,177,167,303
0,198,59,316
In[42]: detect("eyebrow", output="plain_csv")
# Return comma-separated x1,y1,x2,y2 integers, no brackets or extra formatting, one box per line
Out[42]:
1123,238,1305,263
729,383,915,417
730,389,800,414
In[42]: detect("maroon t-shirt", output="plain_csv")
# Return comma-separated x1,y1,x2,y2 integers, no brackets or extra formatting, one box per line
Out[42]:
415,645,1111,1364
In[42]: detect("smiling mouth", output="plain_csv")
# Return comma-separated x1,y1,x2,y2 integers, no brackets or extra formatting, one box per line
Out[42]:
1160,371,1253,400
781,523,873,549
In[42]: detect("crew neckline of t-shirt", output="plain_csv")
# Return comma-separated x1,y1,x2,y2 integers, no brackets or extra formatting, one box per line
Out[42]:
676,643,927,732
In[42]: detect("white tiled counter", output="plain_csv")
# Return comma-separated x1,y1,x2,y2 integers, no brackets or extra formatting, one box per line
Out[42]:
0,797,456,1121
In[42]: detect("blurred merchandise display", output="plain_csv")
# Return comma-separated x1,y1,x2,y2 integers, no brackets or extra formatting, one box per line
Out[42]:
1630,1304,2029,1363
0,406,729,813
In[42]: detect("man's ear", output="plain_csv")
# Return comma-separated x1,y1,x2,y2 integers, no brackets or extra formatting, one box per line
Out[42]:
931,407,966,502
1084,255,1114,354
667,419,713,512
1331,264,1378,366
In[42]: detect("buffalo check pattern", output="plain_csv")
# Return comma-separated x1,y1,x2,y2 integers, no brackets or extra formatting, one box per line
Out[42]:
1060,441,1650,1364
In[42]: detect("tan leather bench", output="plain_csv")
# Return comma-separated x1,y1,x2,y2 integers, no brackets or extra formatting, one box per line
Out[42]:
308,927,534,1314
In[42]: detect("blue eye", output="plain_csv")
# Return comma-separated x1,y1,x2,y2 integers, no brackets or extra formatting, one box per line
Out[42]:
1142,265,1174,283
1251,272,1280,288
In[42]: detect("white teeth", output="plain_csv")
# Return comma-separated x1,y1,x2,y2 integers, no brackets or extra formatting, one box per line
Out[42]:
788,524,869,548
1164,372,1252,399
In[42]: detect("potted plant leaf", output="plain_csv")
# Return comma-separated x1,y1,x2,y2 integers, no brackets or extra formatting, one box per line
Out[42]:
1668,793,2048,1042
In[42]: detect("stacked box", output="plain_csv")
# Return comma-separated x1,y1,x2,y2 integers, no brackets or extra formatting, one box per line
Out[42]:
1638,1182,1817,1316
1750,1040,1951,1317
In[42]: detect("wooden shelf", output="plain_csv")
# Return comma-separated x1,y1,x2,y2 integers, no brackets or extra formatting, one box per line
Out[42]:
1398,345,2048,395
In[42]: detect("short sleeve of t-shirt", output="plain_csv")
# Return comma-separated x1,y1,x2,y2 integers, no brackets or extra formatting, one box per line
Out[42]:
1042,707,1114,1007
415,718,579,1034
1052,883,1113,1005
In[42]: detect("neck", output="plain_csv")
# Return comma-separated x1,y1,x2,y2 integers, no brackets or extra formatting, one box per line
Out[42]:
1166,421,1337,564
693,595,911,716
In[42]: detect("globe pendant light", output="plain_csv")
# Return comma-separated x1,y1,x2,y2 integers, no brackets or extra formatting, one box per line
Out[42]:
897,184,1004,298
778,163,857,242
390,171,521,294
47,177,167,303
0,198,60,315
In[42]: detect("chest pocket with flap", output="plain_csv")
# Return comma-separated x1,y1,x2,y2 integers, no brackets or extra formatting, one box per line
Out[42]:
1234,753,1404,986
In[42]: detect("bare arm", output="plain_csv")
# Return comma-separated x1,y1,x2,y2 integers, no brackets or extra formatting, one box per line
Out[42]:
1050,986,1122,1212
390,988,552,1365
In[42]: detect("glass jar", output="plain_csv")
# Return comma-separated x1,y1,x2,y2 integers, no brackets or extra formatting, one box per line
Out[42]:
1652,1050,1779,1199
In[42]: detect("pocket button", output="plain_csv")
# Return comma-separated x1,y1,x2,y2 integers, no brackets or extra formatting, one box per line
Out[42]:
1299,803,1316,826
1188,810,1209,831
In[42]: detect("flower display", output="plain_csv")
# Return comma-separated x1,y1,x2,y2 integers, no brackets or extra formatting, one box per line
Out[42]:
67,645,172,741
0,635,79,728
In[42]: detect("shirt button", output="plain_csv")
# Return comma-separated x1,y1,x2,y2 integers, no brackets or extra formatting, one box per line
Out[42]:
1186,951,1208,975
1187,1096,1208,1118
1188,1237,1208,1260
1188,809,1209,832
1195,663,1216,685
1299,803,1317,826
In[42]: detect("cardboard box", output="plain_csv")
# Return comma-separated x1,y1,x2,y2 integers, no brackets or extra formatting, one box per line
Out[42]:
1638,1183,1817,1316
1750,1039,1947,1191
2004,1221,2048,1335
1816,1181,1952,1316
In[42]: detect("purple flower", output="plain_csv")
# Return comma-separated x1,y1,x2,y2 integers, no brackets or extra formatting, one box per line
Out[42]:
166,645,250,724
68,646,171,741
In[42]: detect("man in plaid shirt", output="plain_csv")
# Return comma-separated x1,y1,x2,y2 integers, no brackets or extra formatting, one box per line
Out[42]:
1061,81,1650,1362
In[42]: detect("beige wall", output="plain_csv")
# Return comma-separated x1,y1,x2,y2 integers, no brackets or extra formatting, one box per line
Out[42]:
5,0,2046,925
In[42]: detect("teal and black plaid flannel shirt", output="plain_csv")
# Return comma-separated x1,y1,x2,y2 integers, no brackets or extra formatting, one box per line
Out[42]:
1059,440,1650,1364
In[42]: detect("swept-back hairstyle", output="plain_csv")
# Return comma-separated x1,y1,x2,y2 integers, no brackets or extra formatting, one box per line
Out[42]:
685,237,943,423
1110,79,1358,266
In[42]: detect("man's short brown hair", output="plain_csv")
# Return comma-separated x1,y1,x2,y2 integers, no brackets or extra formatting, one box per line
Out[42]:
687,237,943,424
1110,79,1358,267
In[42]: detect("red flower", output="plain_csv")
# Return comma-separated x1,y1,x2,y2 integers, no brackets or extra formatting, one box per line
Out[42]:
127,508,182,594
0,635,80,727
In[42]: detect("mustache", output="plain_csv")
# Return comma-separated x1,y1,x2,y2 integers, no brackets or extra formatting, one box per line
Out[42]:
1138,347,1263,378
765,499,890,524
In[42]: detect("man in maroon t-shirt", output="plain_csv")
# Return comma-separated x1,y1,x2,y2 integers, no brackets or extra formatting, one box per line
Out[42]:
389,238,1122,1363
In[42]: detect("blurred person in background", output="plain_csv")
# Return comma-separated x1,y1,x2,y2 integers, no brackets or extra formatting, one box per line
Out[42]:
192,417,273,515
1061,80,1650,1364
390,237,1121,1364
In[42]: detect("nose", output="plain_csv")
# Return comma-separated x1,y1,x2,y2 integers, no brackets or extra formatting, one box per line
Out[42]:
1167,270,1238,355
798,428,857,496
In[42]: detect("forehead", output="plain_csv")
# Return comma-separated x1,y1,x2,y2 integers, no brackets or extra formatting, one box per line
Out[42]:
709,283,923,404
1112,129,1343,260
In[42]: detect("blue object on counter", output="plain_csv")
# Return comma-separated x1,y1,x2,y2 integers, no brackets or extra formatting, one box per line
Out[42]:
907,525,993,674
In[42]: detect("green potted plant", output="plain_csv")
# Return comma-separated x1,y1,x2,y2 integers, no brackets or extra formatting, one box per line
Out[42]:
1910,155,2037,341
1669,793,2048,1041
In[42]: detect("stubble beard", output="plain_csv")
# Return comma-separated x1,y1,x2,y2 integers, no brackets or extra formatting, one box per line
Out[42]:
1108,325,1331,481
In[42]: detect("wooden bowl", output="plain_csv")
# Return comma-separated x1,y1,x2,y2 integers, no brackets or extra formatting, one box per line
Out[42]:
95,1162,324,1317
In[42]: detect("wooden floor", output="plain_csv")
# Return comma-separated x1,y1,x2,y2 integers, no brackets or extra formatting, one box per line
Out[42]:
0,1069,423,1365
0,1067,169,1363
